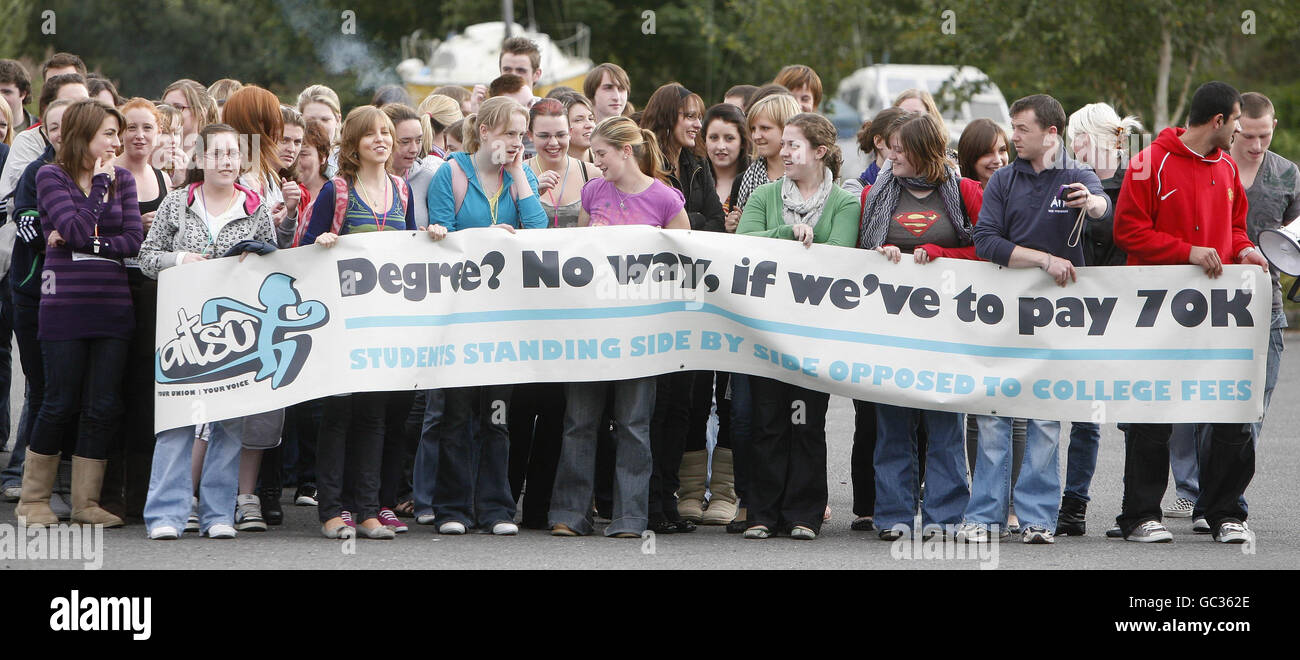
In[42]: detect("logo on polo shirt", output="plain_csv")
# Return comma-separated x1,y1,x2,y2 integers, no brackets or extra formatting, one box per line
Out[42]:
155,273,329,389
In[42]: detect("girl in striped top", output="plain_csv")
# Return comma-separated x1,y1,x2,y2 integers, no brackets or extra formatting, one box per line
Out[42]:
17,99,142,528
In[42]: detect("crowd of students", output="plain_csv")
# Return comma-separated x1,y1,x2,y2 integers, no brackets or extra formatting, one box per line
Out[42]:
0,40,1292,546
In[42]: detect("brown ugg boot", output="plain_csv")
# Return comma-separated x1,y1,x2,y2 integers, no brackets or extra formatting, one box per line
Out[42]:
70,456,125,527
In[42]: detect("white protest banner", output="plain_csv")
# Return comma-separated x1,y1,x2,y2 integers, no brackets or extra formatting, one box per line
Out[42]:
154,227,1267,432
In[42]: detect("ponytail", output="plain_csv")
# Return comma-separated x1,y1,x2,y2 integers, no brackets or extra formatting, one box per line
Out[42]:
462,112,481,154
636,128,669,184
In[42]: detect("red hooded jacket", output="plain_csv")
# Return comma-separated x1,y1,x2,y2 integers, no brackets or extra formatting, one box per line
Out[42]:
1114,127,1253,266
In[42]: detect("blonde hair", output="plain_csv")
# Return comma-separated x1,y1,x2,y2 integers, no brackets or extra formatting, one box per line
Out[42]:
893,88,950,145
155,103,182,135
207,78,243,105
592,115,668,184
297,84,342,142
337,105,395,181
0,100,12,145
1067,102,1142,154
462,96,528,155
746,94,801,135
417,93,463,154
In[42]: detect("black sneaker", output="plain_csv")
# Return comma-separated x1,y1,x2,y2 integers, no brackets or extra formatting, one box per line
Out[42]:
1105,525,1123,538
259,488,284,526
294,484,318,507
726,518,753,534
1057,496,1087,536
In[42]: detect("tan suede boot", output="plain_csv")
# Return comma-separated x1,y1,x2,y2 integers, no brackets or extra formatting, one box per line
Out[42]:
676,450,709,522
701,447,738,525
15,450,60,526
70,456,124,527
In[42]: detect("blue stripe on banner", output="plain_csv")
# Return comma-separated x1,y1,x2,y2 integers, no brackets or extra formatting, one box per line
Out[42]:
343,301,1254,361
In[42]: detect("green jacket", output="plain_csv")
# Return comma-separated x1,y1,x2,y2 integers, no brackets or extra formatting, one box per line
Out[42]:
736,181,861,246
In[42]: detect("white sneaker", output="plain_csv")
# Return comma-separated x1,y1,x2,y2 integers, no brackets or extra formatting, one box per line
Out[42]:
1215,521,1250,544
491,522,519,536
149,526,180,540
234,493,267,532
1022,526,1055,544
2,485,21,501
1126,520,1174,543
956,522,989,543
416,513,437,525
1192,517,1211,534
206,524,237,539
439,521,467,535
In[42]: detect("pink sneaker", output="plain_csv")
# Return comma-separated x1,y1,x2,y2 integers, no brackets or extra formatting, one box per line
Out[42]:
340,510,357,528
378,507,409,533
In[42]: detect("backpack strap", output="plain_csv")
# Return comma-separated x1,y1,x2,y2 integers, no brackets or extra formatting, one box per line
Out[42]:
330,176,349,235
390,173,409,219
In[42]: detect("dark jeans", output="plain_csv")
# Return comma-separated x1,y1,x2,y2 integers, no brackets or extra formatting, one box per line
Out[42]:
411,390,446,517
433,385,515,527
378,390,417,507
1,302,44,486
315,393,386,522
592,392,617,517
728,373,752,505
851,399,876,518
508,382,564,528
684,371,730,451
1118,422,1253,537
748,377,829,534
111,270,158,514
281,399,321,487
648,371,695,522
30,337,129,459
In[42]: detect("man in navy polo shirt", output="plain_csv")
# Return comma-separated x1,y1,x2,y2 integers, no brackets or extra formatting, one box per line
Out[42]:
960,94,1108,545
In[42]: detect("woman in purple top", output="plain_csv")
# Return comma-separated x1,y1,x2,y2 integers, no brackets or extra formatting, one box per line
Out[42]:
548,117,686,539
579,117,688,229
16,99,142,528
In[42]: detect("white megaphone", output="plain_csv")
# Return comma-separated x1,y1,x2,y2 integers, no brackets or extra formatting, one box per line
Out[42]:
1258,216,1300,301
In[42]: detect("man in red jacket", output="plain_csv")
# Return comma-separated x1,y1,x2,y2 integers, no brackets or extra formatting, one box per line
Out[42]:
1113,81,1269,544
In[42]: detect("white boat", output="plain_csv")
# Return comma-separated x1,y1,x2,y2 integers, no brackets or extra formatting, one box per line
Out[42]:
397,21,594,98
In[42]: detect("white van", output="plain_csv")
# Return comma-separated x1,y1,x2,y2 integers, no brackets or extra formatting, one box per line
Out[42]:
833,64,1011,174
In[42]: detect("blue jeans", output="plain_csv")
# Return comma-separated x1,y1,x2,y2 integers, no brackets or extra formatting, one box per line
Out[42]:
874,405,968,530
432,385,514,528
411,389,445,518
965,416,1061,532
1,302,42,488
1063,422,1100,502
144,422,241,535
549,378,655,536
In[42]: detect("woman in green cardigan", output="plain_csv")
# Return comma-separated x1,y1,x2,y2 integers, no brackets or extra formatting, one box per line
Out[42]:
736,112,860,539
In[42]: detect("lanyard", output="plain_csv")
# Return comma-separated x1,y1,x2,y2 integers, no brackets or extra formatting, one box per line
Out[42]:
356,175,391,231
486,166,505,225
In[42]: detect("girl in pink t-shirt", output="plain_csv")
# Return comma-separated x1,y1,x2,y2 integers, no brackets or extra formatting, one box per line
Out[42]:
579,117,688,229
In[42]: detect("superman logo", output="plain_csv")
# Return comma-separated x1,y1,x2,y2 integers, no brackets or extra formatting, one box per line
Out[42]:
893,210,939,237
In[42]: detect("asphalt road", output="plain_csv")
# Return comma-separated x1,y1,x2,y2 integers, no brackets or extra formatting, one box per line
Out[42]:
2,334,1297,570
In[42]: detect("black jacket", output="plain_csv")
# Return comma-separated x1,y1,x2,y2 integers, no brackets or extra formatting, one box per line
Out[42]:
1082,166,1127,267
667,149,725,232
